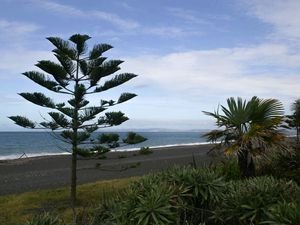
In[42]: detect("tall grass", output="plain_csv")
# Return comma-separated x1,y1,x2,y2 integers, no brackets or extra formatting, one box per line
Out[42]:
0,178,136,225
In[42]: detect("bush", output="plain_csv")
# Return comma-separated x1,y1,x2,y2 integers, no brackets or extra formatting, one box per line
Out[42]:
107,167,226,225
137,147,153,155
116,176,179,225
211,176,300,225
262,201,300,225
90,199,117,225
22,213,63,225
148,167,226,224
258,146,300,184
123,132,147,144
161,167,226,206
213,158,241,181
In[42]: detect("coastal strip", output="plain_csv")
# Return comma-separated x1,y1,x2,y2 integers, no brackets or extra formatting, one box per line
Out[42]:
0,143,217,195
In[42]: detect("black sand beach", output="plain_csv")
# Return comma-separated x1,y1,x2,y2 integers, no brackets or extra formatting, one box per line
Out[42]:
0,144,216,195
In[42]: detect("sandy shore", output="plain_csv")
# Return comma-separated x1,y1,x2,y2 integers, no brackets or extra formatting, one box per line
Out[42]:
0,144,217,195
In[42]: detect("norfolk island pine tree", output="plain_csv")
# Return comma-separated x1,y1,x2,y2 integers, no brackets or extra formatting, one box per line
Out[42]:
285,99,300,144
9,34,146,215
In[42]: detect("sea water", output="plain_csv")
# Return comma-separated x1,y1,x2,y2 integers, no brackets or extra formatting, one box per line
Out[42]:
0,131,209,160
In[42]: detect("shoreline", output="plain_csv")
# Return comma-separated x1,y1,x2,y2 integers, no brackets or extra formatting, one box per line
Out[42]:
0,141,214,161
0,143,217,195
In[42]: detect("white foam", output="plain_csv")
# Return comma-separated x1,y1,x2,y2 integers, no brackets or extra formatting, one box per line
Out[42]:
0,152,70,160
115,141,217,152
0,142,218,160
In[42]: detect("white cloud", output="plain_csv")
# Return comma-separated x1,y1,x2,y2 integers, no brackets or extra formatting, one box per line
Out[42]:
35,0,139,29
167,7,211,25
33,0,203,39
0,50,53,76
143,26,202,38
245,0,300,41
122,43,300,103
0,19,40,36
0,18,41,50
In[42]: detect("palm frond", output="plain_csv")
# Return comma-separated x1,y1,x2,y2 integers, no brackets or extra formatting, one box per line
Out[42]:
203,129,225,142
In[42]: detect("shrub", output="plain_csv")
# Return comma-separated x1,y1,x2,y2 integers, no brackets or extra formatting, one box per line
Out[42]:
85,187,122,225
123,132,147,144
258,146,300,184
116,176,180,225
158,166,226,224
161,167,225,206
118,154,127,159
213,158,241,181
262,201,300,225
138,147,153,155
211,176,300,225
90,199,117,225
22,213,63,225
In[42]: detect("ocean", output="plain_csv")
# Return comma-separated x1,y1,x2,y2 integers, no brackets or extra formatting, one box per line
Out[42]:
0,131,209,160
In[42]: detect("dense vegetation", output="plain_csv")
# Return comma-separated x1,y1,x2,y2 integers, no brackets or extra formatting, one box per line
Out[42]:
4,142,296,225
5,96,299,225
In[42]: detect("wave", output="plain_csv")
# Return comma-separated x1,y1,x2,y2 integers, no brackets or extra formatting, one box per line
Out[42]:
116,141,216,152
0,152,70,160
0,141,213,160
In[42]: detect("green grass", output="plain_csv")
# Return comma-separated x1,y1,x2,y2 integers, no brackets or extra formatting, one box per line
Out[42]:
0,177,136,225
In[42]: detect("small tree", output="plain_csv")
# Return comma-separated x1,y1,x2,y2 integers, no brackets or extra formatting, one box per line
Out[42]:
285,99,300,144
9,34,146,210
203,96,284,177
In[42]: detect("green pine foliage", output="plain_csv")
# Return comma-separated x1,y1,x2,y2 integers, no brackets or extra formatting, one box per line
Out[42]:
123,132,147,144
9,34,146,209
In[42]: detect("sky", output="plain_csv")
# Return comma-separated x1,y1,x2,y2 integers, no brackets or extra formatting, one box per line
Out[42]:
1,0,300,131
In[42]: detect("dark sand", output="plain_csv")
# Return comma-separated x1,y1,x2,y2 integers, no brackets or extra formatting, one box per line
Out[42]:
0,144,217,195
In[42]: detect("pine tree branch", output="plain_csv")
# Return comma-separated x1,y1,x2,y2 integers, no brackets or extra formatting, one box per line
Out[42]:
50,131,73,145
87,73,137,94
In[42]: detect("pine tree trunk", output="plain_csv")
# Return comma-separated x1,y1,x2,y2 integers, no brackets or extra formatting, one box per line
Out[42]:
71,56,80,224
71,151,77,208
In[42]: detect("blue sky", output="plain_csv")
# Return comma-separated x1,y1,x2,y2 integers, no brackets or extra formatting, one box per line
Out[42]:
1,0,300,131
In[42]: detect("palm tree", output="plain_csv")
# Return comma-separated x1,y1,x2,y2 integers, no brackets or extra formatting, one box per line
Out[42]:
203,96,284,177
